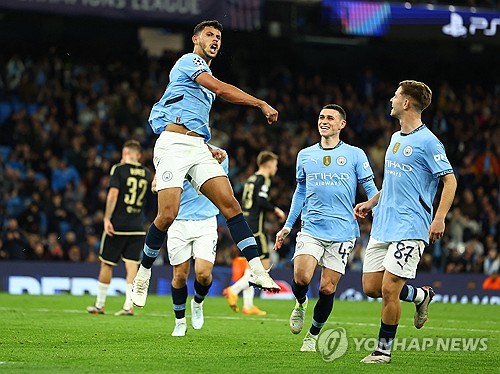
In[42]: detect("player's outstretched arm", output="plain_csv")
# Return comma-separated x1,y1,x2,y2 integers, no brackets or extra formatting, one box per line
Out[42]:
195,72,278,124
428,173,457,243
354,190,381,219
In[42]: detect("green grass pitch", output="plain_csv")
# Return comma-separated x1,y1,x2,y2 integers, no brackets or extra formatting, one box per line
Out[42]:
0,293,498,373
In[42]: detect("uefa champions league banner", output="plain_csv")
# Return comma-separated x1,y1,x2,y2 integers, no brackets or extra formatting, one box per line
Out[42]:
0,261,498,304
0,0,262,30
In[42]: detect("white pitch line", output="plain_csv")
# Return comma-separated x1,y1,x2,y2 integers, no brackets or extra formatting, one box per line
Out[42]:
1,307,498,334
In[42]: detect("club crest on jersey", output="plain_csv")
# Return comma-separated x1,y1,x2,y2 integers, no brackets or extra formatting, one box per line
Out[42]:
162,171,173,182
336,156,347,166
403,146,413,156
323,156,332,166
393,142,401,154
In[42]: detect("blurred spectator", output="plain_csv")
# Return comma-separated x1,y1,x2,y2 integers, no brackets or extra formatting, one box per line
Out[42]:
51,159,80,193
25,241,51,261
46,232,65,261
1,218,28,260
483,248,499,276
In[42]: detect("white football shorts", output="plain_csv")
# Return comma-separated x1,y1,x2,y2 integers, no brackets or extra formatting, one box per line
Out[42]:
166,217,218,266
153,131,226,192
363,237,424,279
292,232,355,275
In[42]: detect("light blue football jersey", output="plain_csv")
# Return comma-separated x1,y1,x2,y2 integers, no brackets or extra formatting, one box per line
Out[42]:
285,141,377,242
176,153,229,221
149,53,216,142
371,125,453,244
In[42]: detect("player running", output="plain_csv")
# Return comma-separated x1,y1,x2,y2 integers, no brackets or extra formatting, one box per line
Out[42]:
275,104,378,352
356,80,457,363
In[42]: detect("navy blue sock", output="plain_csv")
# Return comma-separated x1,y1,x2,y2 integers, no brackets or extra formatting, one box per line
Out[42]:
377,321,398,354
292,279,309,305
226,213,259,261
141,222,167,269
399,284,416,302
310,291,335,336
194,279,212,304
171,285,187,319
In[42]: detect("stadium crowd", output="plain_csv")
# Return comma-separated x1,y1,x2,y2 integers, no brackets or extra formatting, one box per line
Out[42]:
0,48,498,276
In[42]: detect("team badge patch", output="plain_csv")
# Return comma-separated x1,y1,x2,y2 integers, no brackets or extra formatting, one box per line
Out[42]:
336,156,347,166
323,156,332,166
162,171,173,182
193,56,204,66
393,142,401,154
403,146,413,156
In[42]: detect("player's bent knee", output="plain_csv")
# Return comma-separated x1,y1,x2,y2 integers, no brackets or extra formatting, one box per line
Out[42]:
172,273,189,285
363,287,382,298
381,283,400,300
319,284,336,295
294,274,312,287
195,271,212,285
362,282,382,298
221,206,242,220
155,212,177,230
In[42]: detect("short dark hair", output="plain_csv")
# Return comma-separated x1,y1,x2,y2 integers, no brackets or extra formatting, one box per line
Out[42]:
399,80,432,112
257,151,278,167
193,20,223,36
322,104,346,120
123,140,141,153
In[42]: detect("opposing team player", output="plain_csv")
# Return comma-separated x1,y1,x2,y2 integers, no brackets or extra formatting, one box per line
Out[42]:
224,151,285,315
87,140,152,316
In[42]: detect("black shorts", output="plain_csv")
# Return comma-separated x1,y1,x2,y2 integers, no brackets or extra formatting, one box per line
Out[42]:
255,232,269,260
99,233,144,266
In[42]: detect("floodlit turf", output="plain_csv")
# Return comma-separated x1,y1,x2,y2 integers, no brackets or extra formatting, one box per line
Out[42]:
0,293,498,373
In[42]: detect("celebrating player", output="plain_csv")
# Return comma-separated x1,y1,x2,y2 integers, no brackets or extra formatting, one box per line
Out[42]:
131,20,280,308
355,80,457,363
274,104,378,352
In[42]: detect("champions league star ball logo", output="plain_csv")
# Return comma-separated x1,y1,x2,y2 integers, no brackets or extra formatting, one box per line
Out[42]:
193,56,204,66
318,327,349,362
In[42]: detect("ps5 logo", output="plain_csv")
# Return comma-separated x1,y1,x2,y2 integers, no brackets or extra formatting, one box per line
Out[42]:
443,12,500,37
